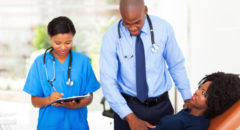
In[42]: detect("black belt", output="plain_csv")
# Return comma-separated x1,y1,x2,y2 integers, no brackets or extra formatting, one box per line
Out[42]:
121,92,169,106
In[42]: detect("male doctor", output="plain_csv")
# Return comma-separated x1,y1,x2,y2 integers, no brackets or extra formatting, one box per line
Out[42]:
100,0,192,130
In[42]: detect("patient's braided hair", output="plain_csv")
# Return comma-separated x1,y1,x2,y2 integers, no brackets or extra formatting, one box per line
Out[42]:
199,72,240,119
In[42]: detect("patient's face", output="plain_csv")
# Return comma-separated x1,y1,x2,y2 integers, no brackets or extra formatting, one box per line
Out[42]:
190,81,211,110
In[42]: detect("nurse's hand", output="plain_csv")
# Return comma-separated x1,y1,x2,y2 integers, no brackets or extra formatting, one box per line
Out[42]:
31,92,63,108
52,93,93,109
49,92,64,104
53,100,78,109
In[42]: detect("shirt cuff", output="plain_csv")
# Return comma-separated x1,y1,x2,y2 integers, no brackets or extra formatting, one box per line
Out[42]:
114,103,133,119
179,89,192,101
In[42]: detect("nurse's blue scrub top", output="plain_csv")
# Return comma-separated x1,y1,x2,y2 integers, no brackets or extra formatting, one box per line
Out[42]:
23,51,100,130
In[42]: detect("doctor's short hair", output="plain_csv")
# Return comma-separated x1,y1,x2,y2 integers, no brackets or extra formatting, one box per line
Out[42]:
47,16,76,37
199,72,240,119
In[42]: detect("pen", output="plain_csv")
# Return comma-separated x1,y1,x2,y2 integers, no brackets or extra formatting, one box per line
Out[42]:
48,81,57,92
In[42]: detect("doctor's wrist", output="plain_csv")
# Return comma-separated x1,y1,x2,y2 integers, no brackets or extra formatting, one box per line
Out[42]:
125,113,137,122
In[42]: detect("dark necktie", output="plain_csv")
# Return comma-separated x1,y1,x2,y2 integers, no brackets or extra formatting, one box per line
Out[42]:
135,34,148,103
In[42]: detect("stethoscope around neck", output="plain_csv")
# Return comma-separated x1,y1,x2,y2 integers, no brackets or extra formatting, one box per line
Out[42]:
117,14,159,59
43,47,74,90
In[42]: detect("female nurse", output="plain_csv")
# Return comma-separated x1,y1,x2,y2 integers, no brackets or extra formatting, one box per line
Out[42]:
23,16,100,130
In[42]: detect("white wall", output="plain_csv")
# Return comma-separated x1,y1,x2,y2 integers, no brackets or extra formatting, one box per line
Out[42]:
189,0,240,91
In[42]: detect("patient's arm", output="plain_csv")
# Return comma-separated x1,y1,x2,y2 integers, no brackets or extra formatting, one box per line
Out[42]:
154,109,209,130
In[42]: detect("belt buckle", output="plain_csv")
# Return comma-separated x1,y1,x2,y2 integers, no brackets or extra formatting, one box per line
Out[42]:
144,98,158,106
144,100,149,106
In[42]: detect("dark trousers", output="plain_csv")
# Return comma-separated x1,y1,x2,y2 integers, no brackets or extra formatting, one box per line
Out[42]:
114,93,174,130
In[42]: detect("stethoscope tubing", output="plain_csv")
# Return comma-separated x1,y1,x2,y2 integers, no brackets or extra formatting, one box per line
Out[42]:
43,47,73,90
117,14,158,54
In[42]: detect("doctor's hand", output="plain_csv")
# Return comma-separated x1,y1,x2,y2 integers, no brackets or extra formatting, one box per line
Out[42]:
183,99,191,109
49,92,63,104
125,113,156,130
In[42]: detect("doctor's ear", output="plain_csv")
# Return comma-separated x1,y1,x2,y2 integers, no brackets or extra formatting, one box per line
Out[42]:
144,6,148,14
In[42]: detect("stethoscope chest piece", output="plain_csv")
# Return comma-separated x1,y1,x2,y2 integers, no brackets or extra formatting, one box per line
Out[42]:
152,43,159,53
124,55,134,59
66,78,74,86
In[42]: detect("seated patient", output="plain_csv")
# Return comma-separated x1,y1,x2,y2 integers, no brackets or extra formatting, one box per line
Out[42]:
152,72,240,130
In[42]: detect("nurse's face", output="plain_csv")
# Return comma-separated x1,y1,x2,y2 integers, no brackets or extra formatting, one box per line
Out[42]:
190,81,210,111
50,33,73,57
121,6,147,36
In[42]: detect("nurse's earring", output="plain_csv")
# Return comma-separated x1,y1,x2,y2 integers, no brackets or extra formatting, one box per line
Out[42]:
66,78,74,86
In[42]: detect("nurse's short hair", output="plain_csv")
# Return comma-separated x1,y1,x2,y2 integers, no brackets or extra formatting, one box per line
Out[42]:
47,16,76,37
199,72,240,119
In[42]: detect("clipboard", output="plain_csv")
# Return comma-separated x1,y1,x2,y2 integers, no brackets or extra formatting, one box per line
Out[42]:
51,94,91,104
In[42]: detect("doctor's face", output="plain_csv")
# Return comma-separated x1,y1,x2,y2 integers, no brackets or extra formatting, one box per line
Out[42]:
50,32,73,57
121,6,147,36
